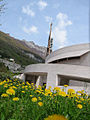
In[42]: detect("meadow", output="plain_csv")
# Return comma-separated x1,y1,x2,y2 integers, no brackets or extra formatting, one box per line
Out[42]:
0,78,90,120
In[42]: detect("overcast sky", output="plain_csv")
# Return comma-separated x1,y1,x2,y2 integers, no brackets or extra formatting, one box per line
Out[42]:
0,0,89,50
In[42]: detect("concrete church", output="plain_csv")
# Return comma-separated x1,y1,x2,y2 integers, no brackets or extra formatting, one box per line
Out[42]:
23,23,90,93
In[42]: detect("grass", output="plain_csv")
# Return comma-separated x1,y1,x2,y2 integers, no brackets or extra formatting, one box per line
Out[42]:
0,78,90,120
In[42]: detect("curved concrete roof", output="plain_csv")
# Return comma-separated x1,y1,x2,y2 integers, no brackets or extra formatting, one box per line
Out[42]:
24,64,90,82
45,43,90,63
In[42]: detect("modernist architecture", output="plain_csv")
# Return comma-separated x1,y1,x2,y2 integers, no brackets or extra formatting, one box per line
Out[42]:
23,24,90,93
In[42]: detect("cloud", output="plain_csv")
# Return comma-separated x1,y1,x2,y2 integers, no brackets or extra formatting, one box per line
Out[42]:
23,25,38,34
38,0,47,10
53,12,72,48
45,16,52,23
22,5,35,17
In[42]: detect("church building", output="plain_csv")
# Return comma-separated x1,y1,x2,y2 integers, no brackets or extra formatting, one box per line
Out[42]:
23,23,90,94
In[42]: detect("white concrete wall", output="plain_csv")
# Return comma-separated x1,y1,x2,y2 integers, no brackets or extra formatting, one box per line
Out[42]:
80,52,90,67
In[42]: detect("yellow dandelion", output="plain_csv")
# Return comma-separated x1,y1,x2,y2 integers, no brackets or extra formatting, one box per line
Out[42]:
54,87,61,92
44,93,48,96
22,86,25,89
6,88,15,95
80,98,84,101
75,100,81,103
12,86,17,89
44,114,67,120
30,95,33,97
77,104,83,109
38,102,43,106
58,91,66,97
4,85,8,88
1,93,9,97
13,97,19,101
32,97,37,102
0,82,4,85
64,85,68,87
68,89,75,94
38,97,42,100
22,91,25,93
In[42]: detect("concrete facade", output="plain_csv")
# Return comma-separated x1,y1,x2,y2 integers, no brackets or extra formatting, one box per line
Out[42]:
23,43,90,94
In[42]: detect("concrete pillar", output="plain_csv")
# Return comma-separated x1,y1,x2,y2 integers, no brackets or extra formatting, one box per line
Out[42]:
46,73,58,89
36,76,40,87
21,74,25,82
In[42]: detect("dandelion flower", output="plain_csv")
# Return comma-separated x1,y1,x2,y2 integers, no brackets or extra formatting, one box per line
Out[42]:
68,89,75,95
58,91,66,97
1,93,9,97
30,95,33,97
64,85,68,87
77,104,83,109
6,88,15,95
38,97,42,100
38,102,43,106
32,97,37,102
13,97,19,101
44,114,67,120
22,91,25,93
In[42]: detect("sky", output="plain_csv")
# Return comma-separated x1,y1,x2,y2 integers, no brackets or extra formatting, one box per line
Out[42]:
0,0,89,50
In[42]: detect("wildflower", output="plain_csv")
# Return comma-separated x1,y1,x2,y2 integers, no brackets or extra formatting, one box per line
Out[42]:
32,97,37,102
4,84,8,88
38,102,43,106
77,104,83,109
77,91,82,94
1,93,9,97
13,97,19,101
26,82,30,85
68,89,75,95
48,86,51,90
0,82,4,85
6,88,15,95
30,95,33,97
54,87,61,92
22,91,25,93
9,86,17,89
22,86,25,89
44,93,49,96
80,98,84,101
58,91,66,97
36,90,40,93
38,97,42,100
29,86,31,88
75,100,81,103
64,85,68,87
44,114,67,120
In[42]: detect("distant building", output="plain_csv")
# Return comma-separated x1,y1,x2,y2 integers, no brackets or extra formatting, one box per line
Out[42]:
9,58,14,62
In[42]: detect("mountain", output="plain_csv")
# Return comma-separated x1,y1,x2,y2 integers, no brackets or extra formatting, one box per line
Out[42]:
0,31,46,68
22,40,47,59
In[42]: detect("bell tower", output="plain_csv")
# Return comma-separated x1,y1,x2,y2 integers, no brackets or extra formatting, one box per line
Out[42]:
46,23,53,57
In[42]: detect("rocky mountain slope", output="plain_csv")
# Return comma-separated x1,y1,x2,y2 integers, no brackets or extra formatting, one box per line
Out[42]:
0,31,46,72
22,40,47,59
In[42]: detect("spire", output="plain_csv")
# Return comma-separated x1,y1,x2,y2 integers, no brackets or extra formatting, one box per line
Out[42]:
46,23,53,57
